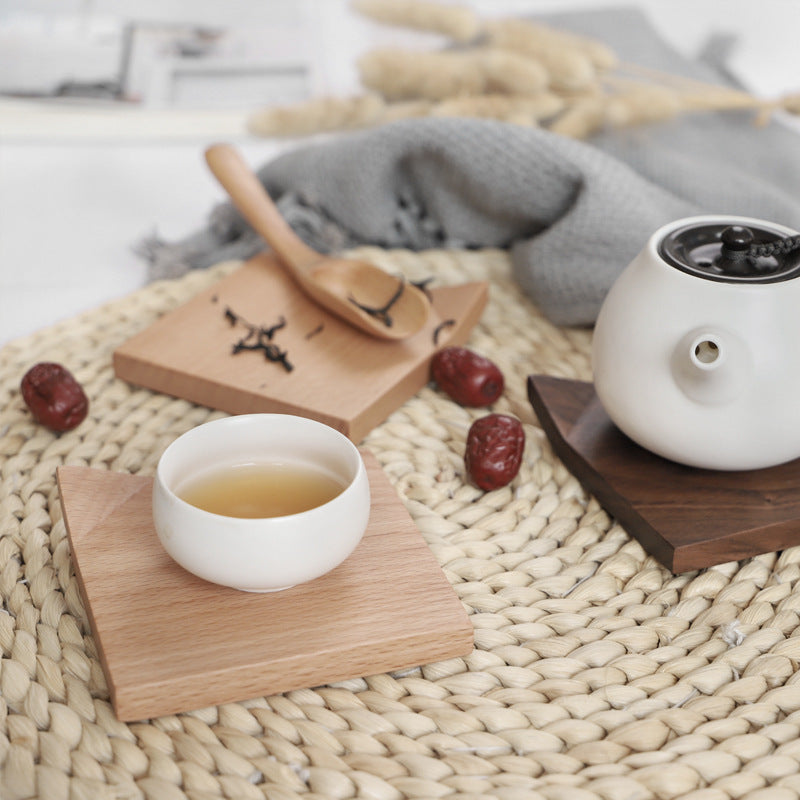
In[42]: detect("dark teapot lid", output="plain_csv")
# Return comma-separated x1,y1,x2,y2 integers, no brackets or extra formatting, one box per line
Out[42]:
658,220,800,283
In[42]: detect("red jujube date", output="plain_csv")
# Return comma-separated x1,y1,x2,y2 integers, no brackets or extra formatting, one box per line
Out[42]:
431,346,504,407
21,362,89,432
465,414,524,491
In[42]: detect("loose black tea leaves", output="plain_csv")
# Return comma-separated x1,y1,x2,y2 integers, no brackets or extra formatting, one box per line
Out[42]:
433,318,456,345
224,307,293,372
305,323,324,340
262,316,288,340
232,340,293,372
348,276,406,328
225,307,286,339
412,277,435,300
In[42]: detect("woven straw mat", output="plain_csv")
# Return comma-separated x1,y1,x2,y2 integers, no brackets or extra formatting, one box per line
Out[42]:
3,246,800,800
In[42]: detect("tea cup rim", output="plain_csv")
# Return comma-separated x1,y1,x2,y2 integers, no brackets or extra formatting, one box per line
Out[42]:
156,413,362,524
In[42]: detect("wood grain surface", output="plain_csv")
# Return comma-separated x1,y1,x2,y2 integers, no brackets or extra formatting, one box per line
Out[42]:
528,375,800,573
113,253,488,442
57,453,474,721
203,143,432,340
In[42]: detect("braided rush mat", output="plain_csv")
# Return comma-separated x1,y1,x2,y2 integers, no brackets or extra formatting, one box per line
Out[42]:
4,247,800,800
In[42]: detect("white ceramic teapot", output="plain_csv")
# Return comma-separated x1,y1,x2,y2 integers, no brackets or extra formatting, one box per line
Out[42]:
592,215,800,471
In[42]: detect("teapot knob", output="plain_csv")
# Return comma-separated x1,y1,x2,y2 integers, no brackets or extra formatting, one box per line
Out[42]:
721,225,754,252
715,225,754,274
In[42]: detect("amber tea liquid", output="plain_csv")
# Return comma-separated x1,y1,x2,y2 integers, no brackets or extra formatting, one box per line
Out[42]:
178,462,346,518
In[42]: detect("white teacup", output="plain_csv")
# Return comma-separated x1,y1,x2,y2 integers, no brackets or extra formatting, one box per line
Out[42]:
152,414,370,592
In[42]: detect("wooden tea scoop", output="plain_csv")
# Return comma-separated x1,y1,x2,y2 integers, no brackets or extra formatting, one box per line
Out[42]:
205,144,431,340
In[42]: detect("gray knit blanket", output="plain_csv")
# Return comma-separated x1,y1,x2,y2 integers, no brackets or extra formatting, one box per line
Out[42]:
143,9,800,326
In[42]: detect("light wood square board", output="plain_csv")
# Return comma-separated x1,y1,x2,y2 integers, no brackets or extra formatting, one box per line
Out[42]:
57,454,474,722
114,253,489,441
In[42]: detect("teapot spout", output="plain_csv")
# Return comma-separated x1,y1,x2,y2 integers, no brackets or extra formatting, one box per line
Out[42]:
689,333,724,371
671,328,751,405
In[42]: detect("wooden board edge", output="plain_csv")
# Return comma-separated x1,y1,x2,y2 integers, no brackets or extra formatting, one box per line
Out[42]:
344,281,489,441
527,375,679,571
56,466,128,714
112,348,352,435
671,520,800,574
114,618,474,721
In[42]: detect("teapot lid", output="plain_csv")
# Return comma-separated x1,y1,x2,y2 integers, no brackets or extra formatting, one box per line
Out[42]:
658,220,800,283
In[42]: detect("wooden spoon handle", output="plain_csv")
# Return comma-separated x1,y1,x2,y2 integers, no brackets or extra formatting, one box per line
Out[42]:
204,144,319,275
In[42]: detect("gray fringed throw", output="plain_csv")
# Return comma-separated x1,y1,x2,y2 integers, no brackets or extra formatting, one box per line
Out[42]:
143,9,800,326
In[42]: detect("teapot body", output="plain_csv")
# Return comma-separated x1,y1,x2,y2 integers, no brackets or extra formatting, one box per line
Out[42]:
591,215,800,470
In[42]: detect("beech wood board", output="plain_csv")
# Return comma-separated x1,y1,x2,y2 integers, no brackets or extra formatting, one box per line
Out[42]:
528,375,800,573
114,253,488,442
57,454,474,722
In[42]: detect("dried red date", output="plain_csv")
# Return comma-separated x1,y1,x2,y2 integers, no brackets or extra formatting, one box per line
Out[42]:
21,362,89,432
431,346,504,407
465,414,524,491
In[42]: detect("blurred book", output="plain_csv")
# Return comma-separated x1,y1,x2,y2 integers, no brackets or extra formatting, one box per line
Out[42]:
0,10,315,109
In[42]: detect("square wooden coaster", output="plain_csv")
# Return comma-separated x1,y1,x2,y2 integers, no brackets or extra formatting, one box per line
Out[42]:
528,375,800,573
114,253,488,442
57,453,473,721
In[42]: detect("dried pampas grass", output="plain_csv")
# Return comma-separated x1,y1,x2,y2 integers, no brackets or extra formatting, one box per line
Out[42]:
248,94,386,137
246,0,799,141
357,47,549,101
485,17,618,72
782,93,800,115
601,84,683,128
358,49,487,101
476,48,551,95
431,93,565,126
483,19,601,91
547,96,607,139
350,0,481,42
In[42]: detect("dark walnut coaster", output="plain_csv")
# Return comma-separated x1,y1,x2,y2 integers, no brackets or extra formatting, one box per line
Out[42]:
57,452,473,722
528,375,800,573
